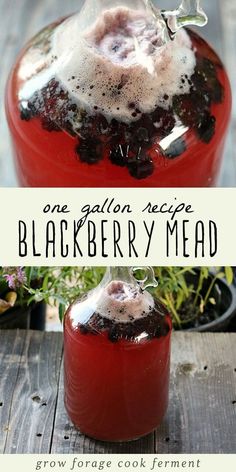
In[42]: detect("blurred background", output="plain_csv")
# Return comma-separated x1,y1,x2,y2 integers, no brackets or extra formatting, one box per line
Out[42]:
0,0,235,186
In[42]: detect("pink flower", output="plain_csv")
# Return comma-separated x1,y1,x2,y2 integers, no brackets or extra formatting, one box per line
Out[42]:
4,274,16,290
3,267,26,290
16,267,27,285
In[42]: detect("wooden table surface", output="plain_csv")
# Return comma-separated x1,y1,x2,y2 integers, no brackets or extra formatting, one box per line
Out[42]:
0,0,235,187
0,330,235,454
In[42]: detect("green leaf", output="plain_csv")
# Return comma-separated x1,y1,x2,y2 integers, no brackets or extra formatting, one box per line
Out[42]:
224,267,234,285
25,266,33,285
202,267,209,279
59,304,65,322
176,289,184,310
42,273,49,292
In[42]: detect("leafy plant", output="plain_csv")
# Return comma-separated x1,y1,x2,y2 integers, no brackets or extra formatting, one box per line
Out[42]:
152,266,234,329
0,266,105,319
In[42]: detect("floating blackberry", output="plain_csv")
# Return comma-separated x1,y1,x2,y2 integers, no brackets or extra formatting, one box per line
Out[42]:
19,105,31,122
134,127,150,144
80,324,90,335
128,158,154,180
76,138,103,164
108,327,119,343
197,114,216,144
109,144,128,167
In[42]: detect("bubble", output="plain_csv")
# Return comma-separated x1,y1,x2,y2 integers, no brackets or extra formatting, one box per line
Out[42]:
96,281,155,323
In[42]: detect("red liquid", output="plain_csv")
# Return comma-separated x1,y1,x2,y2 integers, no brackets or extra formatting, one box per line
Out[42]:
64,309,172,442
6,28,231,187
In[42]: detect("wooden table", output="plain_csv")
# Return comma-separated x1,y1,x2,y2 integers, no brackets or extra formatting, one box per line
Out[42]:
0,330,235,454
0,0,236,187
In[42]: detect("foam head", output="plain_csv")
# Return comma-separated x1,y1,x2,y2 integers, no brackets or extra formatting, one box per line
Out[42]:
19,5,197,128
96,280,155,322
69,279,155,327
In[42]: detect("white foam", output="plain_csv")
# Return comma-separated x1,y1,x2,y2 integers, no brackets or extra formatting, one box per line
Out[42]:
19,6,196,125
69,280,154,327
96,280,154,322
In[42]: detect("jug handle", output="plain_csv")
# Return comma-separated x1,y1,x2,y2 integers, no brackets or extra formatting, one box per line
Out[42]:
161,0,208,38
132,267,158,291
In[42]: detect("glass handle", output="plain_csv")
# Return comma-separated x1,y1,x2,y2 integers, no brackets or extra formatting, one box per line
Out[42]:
132,267,158,291
162,0,208,37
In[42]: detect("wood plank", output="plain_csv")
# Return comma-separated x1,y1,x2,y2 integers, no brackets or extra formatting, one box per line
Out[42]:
155,332,236,453
2,330,63,453
0,330,27,453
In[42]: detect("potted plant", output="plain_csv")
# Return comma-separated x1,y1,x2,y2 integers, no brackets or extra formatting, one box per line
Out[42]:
151,267,236,332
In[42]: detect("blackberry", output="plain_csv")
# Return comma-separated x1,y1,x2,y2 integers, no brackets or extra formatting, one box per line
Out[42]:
96,115,109,135
192,60,223,105
123,324,135,340
134,127,150,144
151,107,175,138
128,158,154,180
208,78,224,104
76,138,103,164
109,144,128,167
110,118,127,139
108,327,119,343
20,105,31,122
197,114,216,144
173,93,208,128
79,324,90,335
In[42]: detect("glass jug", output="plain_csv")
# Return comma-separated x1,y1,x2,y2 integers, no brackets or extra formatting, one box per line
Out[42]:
6,0,231,187
63,266,172,441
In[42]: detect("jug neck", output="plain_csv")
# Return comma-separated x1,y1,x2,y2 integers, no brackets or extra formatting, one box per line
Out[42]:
82,0,151,12
101,266,158,291
103,267,134,284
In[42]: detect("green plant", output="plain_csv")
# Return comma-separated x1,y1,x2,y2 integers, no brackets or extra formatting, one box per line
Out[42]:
152,266,234,329
0,266,105,319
